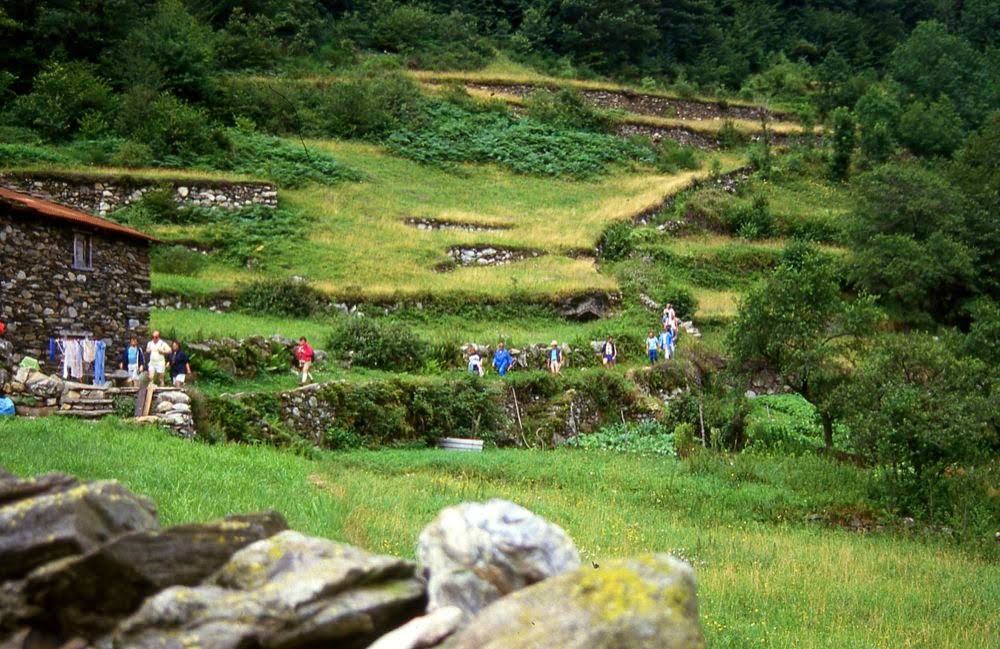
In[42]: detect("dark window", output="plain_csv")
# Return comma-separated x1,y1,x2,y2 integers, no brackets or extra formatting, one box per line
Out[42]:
73,234,93,270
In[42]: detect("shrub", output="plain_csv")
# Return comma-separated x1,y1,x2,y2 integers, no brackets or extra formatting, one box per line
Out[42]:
150,245,208,277
324,426,366,450
598,221,634,261
526,87,611,132
898,97,964,157
116,89,225,162
236,278,327,318
657,287,698,320
217,129,363,188
725,194,774,239
651,139,700,173
328,319,427,372
574,420,676,456
674,422,697,458
717,119,748,148
745,394,823,454
110,141,154,168
13,61,115,141
0,143,72,166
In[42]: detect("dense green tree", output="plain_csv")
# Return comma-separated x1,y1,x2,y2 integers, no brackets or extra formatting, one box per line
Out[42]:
112,0,215,101
728,242,881,448
827,106,855,180
837,333,995,515
0,0,154,92
12,61,115,140
853,86,900,164
848,164,976,323
889,20,986,124
898,96,964,157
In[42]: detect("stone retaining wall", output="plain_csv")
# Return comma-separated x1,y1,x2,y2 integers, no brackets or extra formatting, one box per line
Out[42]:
0,172,278,216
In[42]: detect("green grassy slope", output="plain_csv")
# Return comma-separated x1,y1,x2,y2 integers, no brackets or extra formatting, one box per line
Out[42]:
2,419,996,648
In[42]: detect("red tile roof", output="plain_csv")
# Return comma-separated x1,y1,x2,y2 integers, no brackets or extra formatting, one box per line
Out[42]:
0,187,158,242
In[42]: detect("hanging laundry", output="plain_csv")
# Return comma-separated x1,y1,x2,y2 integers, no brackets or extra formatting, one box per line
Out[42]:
64,339,84,380
82,339,96,364
49,338,57,362
94,340,106,385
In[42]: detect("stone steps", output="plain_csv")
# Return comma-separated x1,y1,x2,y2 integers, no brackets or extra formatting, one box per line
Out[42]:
56,409,114,419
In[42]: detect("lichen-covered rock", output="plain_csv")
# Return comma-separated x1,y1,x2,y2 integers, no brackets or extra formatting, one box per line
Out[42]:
17,512,287,638
0,476,158,582
417,499,580,618
443,555,705,649
113,530,425,649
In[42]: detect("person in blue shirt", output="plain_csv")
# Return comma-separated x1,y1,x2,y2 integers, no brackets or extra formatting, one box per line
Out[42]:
492,341,513,376
118,336,145,385
547,341,563,374
646,330,659,364
658,326,673,360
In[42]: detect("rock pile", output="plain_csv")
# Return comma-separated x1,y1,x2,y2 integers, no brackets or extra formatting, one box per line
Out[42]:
405,217,510,232
0,173,278,216
0,473,706,649
146,389,195,439
447,246,543,267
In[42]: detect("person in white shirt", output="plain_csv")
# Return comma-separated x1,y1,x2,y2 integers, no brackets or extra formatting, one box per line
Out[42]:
146,331,172,386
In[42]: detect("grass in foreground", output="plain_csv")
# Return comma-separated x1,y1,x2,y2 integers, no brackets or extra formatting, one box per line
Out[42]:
1,419,996,648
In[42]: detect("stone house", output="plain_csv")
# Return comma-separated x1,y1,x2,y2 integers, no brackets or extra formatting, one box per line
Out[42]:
0,187,156,373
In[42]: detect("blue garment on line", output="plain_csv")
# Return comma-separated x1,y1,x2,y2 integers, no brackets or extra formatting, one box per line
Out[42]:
49,338,57,361
94,340,106,385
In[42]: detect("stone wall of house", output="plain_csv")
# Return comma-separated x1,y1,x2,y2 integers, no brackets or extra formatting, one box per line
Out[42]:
0,172,278,216
0,212,151,372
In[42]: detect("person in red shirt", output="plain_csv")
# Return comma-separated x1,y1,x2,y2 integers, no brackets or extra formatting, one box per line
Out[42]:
294,337,314,385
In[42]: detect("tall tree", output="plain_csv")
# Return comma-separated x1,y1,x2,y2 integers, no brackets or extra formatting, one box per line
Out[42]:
728,242,882,448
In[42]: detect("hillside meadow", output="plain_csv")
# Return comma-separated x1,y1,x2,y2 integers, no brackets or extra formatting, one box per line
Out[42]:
1,418,996,649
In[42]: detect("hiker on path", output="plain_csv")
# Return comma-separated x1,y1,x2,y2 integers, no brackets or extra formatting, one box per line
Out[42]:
146,331,172,386
169,341,192,387
658,326,673,361
601,335,617,366
295,337,315,385
492,342,513,377
119,336,146,385
646,330,659,364
547,341,563,374
468,348,484,376
662,303,676,327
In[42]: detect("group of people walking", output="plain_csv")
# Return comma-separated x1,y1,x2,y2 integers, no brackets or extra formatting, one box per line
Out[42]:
466,303,682,377
646,304,680,364
118,331,191,387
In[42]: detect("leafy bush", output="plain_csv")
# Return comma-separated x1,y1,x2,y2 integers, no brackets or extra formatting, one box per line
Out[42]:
236,278,327,318
110,140,154,168
116,89,224,162
369,3,490,70
651,139,700,173
0,143,72,166
324,426,366,450
215,129,363,188
657,287,698,320
745,394,823,454
725,194,774,239
598,221,634,261
13,61,115,141
717,120,748,148
574,420,676,456
328,319,428,372
526,87,611,132
150,245,208,277
387,102,651,178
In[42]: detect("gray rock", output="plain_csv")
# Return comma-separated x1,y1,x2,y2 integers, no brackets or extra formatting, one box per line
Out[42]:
558,293,610,321
24,373,63,399
417,499,580,618
368,605,463,649
0,479,158,581
443,555,705,649
114,530,425,649
16,513,287,638
154,401,174,414
156,391,190,405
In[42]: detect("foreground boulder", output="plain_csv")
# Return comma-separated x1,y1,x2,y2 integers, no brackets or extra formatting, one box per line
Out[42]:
16,512,288,638
0,473,158,582
114,530,426,649
443,555,705,649
417,499,580,618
